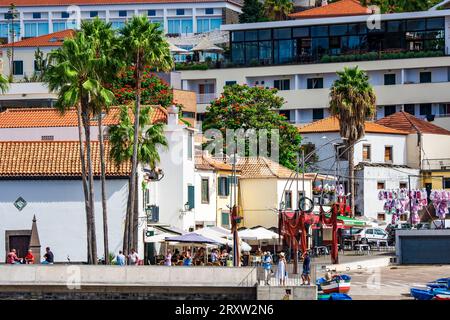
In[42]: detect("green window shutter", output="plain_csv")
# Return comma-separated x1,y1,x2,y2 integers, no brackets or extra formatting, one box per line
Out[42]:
225,177,230,196
221,211,230,227
188,185,195,209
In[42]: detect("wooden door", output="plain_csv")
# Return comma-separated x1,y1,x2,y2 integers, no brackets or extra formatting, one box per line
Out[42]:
9,235,30,259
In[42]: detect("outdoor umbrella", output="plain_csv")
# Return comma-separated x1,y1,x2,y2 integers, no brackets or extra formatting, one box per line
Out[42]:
169,42,190,54
192,37,224,53
165,232,219,244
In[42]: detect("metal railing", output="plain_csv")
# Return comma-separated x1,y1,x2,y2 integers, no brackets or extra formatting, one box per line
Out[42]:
422,158,450,171
196,93,217,104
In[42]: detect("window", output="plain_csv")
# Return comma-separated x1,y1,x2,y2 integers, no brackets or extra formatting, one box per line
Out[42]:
400,182,408,189
32,12,41,19
218,177,230,196
225,81,236,86
90,11,98,18
274,79,290,90
148,10,156,16
176,9,185,15
187,185,195,210
307,78,323,89
420,71,432,83
118,10,127,17
197,18,221,33
384,74,396,85
419,103,432,116
201,178,209,204
25,22,49,37
187,132,193,160
221,211,230,228
366,229,373,235
363,144,371,161
335,143,348,161
384,146,393,162
377,213,386,221
384,105,396,117
377,182,385,189
293,27,309,38
312,108,324,121
285,191,292,209
41,135,54,141
168,19,193,34
13,61,23,75
443,178,450,189
404,104,415,115
61,12,70,19
205,8,214,15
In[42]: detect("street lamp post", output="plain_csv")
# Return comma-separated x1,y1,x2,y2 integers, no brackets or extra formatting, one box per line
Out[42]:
7,4,19,80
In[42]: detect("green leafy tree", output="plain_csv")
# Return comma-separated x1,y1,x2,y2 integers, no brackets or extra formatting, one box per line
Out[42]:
360,0,442,12
329,67,376,217
45,29,115,264
0,74,8,94
264,0,294,21
239,0,268,23
203,84,302,170
83,17,121,265
119,16,173,253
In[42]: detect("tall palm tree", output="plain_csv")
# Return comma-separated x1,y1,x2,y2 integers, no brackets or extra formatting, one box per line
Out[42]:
264,0,294,21
329,66,376,217
83,18,121,264
45,30,113,264
0,75,9,94
119,16,173,253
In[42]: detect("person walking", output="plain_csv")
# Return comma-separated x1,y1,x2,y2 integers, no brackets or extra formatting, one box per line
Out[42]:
183,250,192,266
41,247,54,264
116,250,126,266
301,251,311,285
164,249,172,266
276,252,287,286
128,248,140,265
262,252,273,286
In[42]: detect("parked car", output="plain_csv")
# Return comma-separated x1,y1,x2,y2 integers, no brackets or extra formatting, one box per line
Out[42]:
385,223,412,244
415,222,431,230
341,228,363,241
353,228,388,245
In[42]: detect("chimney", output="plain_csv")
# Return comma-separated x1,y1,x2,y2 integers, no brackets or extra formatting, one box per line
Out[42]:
321,0,328,6
167,105,179,126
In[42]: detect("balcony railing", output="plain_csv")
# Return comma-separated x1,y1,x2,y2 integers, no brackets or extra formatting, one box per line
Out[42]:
197,93,217,104
422,158,450,171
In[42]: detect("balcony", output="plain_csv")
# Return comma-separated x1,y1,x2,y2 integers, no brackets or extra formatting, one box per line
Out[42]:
196,93,217,104
422,158,450,171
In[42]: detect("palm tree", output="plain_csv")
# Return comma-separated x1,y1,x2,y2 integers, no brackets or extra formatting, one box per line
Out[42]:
45,30,113,264
264,0,294,21
83,18,121,264
0,74,9,94
329,66,376,217
109,106,168,237
119,16,173,253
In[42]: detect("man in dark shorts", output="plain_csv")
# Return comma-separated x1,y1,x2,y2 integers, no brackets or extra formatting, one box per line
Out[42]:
42,247,54,264
301,251,311,285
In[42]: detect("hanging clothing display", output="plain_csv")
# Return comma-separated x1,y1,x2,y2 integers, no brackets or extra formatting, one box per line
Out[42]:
378,188,428,224
429,190,450,220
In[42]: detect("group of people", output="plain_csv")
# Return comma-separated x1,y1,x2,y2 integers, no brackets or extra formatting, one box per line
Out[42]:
6,247,54,265
261,250,311,286
161,248,232,266
114,248,140,265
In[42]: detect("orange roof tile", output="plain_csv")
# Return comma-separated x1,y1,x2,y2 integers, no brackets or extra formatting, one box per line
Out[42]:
236,157,314,179
195,154,234,171
0,30,75,48
0,106,167,128
376,111,450,136
297,116,408,135
0,141,130,178
289,0,372,19
173,89,196,114
0,0,240,7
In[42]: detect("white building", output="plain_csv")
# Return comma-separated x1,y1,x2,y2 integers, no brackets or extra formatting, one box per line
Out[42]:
178,6,450,129
0,0,242,42
298,116,420,221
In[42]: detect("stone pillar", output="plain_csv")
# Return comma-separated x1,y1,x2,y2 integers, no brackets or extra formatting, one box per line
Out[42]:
29,215,41,263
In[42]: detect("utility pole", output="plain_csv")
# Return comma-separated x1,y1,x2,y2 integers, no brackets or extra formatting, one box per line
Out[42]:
7,3,19,81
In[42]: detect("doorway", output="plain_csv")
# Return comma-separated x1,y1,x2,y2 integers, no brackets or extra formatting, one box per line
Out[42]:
5,230,31,260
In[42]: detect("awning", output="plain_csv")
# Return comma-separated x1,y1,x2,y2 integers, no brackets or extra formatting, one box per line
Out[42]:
165,232,219,244
337,215,367,227
145,232,175,243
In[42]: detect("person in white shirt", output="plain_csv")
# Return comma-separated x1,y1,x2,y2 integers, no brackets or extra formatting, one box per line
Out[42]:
128,248,140,265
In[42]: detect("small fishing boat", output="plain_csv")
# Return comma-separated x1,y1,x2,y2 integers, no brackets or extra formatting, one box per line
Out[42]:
427,278,450,289
410,288,434,300
433,288,450,300
329,293,352,300
317,275,351,294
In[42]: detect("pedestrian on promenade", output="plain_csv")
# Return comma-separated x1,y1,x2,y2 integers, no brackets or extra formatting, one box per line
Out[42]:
41,247,54,264
211,249,218,263
128,248,139,265
262,251,273,285
276,252,287,286
24,249,35,264
165,249,172,266
301,251,311,285
6,249,21,264
183,250,192,266
116,250,126,266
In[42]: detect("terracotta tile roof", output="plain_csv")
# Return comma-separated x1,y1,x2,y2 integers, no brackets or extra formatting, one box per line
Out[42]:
0,0,240,7
236,157,314,179
0,106,167,128
173,89,196,114
376,111,450,136
195,154,234,171
0,30,75,48
0,141,130,178
297,116,408,135
289,0,372,19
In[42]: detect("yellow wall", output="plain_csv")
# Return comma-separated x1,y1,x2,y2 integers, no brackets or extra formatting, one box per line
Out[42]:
423,171,450,189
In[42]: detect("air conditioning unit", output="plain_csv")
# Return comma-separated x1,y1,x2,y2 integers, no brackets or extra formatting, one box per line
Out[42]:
146,205,159,223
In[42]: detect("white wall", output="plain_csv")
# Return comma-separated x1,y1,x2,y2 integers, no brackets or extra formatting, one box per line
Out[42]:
1,47,53,81
0,179,128,263
0,126,104,141
194,169,217,226
355,166,420,221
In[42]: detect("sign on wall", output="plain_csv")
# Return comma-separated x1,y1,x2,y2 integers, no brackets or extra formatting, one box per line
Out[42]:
14,197,27,211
